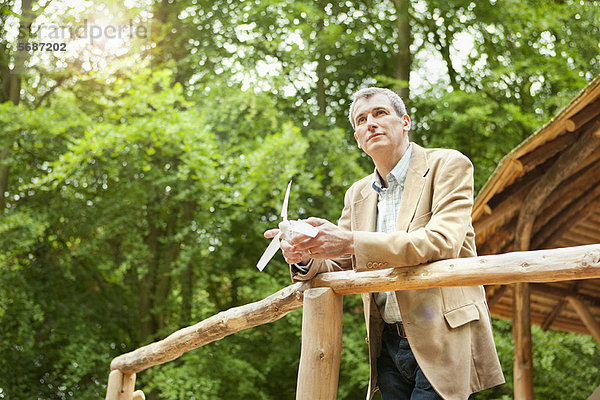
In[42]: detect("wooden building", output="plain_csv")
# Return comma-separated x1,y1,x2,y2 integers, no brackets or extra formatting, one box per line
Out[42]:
472,74,600,398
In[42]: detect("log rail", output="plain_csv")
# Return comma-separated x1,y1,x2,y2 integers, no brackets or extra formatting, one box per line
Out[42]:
106,244,600,400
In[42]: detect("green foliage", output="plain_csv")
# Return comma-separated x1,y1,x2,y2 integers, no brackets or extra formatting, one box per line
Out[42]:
472,320,600,400
412,90,539,191
0,65,369,398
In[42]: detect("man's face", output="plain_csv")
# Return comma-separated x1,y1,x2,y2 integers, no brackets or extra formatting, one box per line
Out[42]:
352,93,411,161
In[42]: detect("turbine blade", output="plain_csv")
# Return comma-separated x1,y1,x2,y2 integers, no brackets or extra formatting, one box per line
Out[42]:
280,180,292,221
290,220,319,238
256,232,282,271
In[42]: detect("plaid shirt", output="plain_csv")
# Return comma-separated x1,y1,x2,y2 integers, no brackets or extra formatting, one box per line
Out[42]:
372,143,413,323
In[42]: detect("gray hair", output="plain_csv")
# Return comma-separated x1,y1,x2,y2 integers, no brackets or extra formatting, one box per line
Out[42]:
348,87,408,129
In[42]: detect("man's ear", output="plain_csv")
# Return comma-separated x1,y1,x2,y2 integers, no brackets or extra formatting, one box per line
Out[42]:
403,114,411,132
354,131,361,149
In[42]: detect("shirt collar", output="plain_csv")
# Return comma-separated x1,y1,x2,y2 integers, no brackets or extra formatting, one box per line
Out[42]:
372,143,413,194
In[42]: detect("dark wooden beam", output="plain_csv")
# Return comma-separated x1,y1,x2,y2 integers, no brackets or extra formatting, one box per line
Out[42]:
534,192,600,249
567,296,600,345
491,303,591,335
541,298,567,331
567,226,600,244
483,157,548,211
517,131,577,173
478,151,600,252
487,284,509,309
475,182,532,237
516,120,600,251
565,98,600,132
513,282,535,400
588,212,600,226
532,157,600,233
571,223,600,239
478,218,516,255
540,282,582,331
529,283,600,307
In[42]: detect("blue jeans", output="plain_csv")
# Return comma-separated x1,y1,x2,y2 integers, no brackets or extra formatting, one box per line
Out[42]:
377,324,442,400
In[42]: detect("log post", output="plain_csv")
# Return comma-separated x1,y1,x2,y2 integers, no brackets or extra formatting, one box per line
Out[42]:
106,370,122,400
120,373,136,400
568,296,600,345
132,390,146,400
105,370,136,400
513,283,535,400
296,288,343,400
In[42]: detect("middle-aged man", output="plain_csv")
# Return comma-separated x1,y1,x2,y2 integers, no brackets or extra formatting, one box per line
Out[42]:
265,87,504,399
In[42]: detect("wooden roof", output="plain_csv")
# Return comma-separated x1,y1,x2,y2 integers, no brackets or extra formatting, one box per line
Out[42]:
472,74,600,335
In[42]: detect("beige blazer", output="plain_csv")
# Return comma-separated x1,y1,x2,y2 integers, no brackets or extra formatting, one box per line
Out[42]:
292,143,504,399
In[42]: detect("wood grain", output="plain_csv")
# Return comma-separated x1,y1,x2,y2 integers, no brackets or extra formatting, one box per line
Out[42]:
312,244,600,295
296,288,343,400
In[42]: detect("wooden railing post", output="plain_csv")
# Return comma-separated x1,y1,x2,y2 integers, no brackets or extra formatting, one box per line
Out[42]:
296,287,343,400
513,283,535,400
106,370,144,400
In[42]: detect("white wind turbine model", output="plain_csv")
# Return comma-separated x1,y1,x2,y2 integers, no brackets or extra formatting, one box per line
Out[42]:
256,180,319,271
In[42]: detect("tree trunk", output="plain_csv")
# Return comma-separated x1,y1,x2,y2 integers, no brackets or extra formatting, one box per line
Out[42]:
181,262,194,325
151,0,170,68
180,201,196,326
393,0,411,100
10,0,32,104
155,207,178,331
432,28,458,91
315,0,327,116
0,147,9,211
0,0,33,211
141,216,160,339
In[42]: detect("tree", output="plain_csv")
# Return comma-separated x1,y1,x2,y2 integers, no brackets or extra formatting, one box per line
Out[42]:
2,0,600,398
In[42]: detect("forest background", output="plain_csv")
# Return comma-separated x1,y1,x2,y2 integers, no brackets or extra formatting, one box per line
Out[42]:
1,0,600,399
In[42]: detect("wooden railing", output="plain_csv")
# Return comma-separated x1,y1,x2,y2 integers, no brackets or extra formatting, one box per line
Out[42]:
105,244,600,400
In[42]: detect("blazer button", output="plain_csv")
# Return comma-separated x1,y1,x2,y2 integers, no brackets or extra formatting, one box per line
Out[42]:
366,262,372,268
378,262,384,268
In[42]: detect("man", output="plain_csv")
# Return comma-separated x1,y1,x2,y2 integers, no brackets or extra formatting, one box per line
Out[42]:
265,87,504,399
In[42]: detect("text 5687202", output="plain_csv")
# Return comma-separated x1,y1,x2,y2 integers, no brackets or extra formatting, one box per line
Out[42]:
17,42,67,52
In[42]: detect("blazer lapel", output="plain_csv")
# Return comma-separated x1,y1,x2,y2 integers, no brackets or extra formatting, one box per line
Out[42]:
353,177,378,232
396,143,429,231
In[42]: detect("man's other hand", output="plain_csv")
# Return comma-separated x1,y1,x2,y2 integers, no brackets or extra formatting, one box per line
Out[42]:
263,228,310,265
289,217,354,259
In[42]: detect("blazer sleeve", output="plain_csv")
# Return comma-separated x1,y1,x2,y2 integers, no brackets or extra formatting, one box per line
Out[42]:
290,185,355,282
353,151,474,271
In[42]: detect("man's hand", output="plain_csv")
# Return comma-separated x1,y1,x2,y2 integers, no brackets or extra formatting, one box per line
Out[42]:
263,217,354,265
263,228,310,265
289,217,354,259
